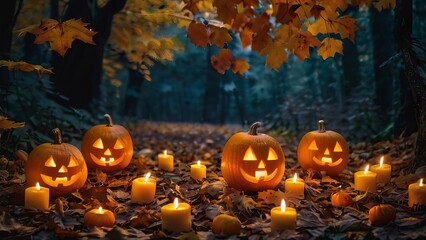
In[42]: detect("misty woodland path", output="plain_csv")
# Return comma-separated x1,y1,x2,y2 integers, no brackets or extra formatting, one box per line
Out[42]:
0,122,425,239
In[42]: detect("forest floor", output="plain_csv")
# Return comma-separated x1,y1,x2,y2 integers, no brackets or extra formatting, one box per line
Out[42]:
0,121,425,239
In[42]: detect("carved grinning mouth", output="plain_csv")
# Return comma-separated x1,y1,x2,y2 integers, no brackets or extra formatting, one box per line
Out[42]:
40,172,81,187
90,153,123,166
313,156,343,167
240,168,278,183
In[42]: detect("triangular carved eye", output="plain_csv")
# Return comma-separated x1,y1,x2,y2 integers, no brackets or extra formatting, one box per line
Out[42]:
243,147,257,161
45,155,56,167
267,147,278,161
93,138,104,149
308,140,318,150
68,155,79,167
334,142,343,152
114,139,125,149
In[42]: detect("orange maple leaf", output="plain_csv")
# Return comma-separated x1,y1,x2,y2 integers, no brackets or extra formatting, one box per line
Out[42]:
187,21,210,47
183,0,200,14
317,37,343,60
232,58,250,75
293,31,321,61
213,0,238,24
307,12,357,42
25,18,96,57
374,0,396,11
210,27,233,48
211,49,233,74
240,27,253,48
0,60,54,78
265,41,288,71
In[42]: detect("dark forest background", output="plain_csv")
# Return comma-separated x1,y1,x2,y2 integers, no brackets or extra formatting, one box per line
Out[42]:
1,0,425,152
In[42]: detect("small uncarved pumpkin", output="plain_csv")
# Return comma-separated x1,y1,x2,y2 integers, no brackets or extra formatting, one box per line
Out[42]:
369,204,396,226
331,191,354,207
212,214,241,236
26,128,88,197
221,122,285,192
81,114,133,173
297,120,349,176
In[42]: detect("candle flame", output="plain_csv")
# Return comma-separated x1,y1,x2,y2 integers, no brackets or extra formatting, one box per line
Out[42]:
98,206,103,213
280,199,286,212
164,150,167,156
173,198,179,209
145,172,151,183
420,178,423,187
293,173,298,183
364,165,369,174
197,160,201,166
36,182,40,190
379,156,384,167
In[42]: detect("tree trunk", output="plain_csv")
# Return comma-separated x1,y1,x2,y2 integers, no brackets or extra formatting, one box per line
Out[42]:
395,0,426,168
371,7,395,126
51,0,126,109
203,46,223,123
0,0,22,88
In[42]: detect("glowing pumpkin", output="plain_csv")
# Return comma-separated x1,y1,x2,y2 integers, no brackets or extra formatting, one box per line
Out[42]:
81,114,133,173
221,122,285,192
297,120,349,176
26,128,88,197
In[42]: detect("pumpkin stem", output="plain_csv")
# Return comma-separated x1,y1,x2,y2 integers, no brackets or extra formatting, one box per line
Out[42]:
52,128,62,144
104,114,113,126
248,122,261,135
317,120,326,132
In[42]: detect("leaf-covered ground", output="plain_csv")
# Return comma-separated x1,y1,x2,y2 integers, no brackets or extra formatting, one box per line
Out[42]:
0,122,425,239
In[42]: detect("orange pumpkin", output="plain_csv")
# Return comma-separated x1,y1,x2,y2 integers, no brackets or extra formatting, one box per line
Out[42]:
221,122,285,192
297,120,349,176
331,191,354,207
26,128,88,197
212,214,241,236
369,204,396,226
81,114,133,173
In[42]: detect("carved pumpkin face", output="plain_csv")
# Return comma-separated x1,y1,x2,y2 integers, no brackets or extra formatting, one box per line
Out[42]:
26,128,88,197
221,122,285,192
297,120,349,176
81,114,133,173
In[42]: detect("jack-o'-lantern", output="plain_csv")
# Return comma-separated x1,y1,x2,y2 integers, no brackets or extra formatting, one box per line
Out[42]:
26,128,88,197
81,114,133,173
221,122,285,192
297,120,349,176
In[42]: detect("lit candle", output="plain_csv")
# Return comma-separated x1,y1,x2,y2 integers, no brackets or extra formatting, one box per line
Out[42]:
131,172,157,204
158,150,174,172
370,156,391,184
408,178,426,207
161,198,192,232
84,206,115,228
285,173,305,197
25,182,49,211
271,199,297,231
354,165,377,192
190,160,207,181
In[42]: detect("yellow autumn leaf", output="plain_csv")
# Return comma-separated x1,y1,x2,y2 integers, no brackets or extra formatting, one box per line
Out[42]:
0,116,25,129
23,18,97,57
317,37,343,60
0,60,54,78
